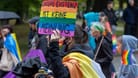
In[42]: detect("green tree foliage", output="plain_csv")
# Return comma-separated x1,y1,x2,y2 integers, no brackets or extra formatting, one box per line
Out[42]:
0,0,130,20
0,0,42,20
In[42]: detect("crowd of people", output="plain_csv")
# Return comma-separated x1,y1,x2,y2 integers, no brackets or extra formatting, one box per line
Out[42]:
0,0,138,78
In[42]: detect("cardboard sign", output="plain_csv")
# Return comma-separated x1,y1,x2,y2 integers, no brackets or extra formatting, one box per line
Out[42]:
38,0,78,37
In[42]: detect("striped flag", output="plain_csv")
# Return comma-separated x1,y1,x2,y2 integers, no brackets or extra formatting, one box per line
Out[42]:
122,50,133,65
4,33,22,62
112,34,117,54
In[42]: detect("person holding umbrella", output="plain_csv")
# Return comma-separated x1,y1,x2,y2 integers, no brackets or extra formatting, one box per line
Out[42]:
28,16,39,49
28,16,48,59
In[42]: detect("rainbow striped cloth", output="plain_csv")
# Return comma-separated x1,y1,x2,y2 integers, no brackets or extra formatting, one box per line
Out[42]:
4,33,22,62
63,53,105,78
122,50,133,65
112,34,117,54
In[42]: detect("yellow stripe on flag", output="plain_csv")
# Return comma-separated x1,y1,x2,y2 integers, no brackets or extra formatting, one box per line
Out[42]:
11,33,22,61
40,11,77,19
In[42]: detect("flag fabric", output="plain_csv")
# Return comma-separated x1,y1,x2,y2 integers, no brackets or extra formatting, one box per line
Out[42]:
4,49,47,78
63,53,105,78
24,49,46,63
112,34,117,54
122,50,133,65
4,33,22,62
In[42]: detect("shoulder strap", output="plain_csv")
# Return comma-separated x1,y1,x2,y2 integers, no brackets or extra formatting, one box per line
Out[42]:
94,36,104,61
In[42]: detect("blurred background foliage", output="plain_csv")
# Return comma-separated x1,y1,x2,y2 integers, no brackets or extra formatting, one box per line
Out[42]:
0,0,137,21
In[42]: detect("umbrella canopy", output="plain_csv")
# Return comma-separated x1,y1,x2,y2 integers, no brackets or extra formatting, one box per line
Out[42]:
0,11,20,20
28,16,39,24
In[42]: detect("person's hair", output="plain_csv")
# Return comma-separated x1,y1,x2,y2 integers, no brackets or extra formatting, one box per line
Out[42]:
65,25,88,51
91,22,105,34
107,0,113,5
127,0,135,6
2,25,13,33
74,24,88,44
100,12,109,22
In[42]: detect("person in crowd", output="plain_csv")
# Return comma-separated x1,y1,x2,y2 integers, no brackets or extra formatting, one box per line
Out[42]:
47,25,105,78
0,29,4,50
103,0,117,34
28,17,49,59
123,0,138,38
99,13,117,77
28,18,39,49
90,22,113,78
0,28,4,60
0,25,20,77
99,12,112,34
0,28,6,77
1,25,13,38
117,35,138,78
1,25,22,61
84,12,99,51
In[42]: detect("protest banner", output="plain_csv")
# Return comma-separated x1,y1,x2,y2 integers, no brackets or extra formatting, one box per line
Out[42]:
38,0,78,37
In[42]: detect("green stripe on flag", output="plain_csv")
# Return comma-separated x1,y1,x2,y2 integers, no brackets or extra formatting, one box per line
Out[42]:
40,17,76,24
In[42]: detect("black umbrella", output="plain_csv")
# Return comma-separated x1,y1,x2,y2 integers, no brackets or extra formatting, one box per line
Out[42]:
0,11,20,19
28,16,39,24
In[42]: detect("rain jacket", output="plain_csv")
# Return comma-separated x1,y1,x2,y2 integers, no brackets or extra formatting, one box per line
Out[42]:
118,35,138,78
95,33,113,78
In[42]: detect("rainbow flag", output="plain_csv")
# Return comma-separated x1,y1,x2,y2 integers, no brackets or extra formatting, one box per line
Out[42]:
122,50,133,65
4,33,22,62
63,53,105,78
112,34,117,54
38,0,78,37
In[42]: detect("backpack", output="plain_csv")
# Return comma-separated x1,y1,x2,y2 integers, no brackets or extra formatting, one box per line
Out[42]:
0,48,18,71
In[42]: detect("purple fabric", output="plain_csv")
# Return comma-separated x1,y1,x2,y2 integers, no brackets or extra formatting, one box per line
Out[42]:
4,49,46,78
24,49,46,63
3,72,15,78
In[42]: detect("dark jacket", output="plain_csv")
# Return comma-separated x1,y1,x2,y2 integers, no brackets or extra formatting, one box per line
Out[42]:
36,35,48,56
48,41,94,78
123,6,138,25
95,33,113,64
94,33,113,78
28,30,37,48
103,8,117,25
0,38,3,61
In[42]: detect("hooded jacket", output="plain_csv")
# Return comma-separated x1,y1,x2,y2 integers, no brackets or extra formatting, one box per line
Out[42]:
119,35,138,78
